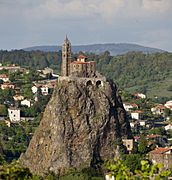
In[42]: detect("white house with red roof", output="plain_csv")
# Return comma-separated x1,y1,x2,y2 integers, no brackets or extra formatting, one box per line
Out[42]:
134,93,146,99
165,124,172,131
131,110,143,120
123,102,138,111
165,100,172,110
1,83,15,90
0,74,9,82
151,104,166,115
149,147,172,169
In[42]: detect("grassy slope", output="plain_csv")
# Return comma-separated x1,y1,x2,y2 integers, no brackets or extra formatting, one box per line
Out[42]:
96,52,172,98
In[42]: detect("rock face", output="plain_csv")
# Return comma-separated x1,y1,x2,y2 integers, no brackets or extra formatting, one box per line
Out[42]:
20,76,132,176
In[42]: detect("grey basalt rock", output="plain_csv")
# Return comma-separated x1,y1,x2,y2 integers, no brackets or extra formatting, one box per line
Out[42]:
20,77,132,176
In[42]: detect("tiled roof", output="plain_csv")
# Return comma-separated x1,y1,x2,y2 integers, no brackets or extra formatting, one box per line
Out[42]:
132,110,142,113
0,74,8,78
78,55,87,59
146,134,160,139
72,61,95,65
150,147,172,154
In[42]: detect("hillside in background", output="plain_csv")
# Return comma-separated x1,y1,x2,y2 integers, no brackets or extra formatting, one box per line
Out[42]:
23,43,165,56
94,51,172,98
0,50,171,98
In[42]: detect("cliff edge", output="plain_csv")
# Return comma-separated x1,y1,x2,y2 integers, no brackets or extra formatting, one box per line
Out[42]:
20,77,132,176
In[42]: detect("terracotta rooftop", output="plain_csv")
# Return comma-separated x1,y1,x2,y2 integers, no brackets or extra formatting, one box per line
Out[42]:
77,55,87,59
134,136,140,140
0,74,8,78
155,104,166,109
72,61,95,65
146,134,160,139
150,147,172,154
131,103,138,107
132,110,142,113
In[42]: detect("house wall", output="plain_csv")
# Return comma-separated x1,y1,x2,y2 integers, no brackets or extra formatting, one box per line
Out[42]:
149,153,172,169
8,109,20,122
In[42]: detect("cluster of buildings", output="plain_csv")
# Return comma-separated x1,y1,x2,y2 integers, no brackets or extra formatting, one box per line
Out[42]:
123,92,172,169
123,95,172,131
0,63,58,123
151,101,172,115
7,80,56,123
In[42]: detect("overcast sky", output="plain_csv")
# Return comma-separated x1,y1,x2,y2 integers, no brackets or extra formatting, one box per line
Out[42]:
0,0,172,51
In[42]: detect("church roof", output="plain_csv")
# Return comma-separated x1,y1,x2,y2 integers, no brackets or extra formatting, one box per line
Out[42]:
77,55,87,59
72,61,95,65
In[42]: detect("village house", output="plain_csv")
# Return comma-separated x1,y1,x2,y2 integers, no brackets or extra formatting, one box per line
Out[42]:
149,147,172,169
41,86,49,95
146,134,167,147
122,139,134,153
0,64,21,72
42,67,54,75
165,100,172,110
130,121,139,129
0,74,9,82
123,102,138,111
165,124,172,131
139,120,146,127
131,110,143,120
1,83,15,90
133,136,140,143
13,95,24,101
21,99,34,107
151,104,166,115
31,85,38,94
8,107,21,122
32,83,52,96
134,93,146,99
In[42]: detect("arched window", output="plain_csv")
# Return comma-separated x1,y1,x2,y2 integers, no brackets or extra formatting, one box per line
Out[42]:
86,80,92,86
96,80,102,87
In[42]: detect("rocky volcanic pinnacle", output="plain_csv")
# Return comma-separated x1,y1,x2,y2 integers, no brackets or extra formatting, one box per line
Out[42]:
20,76,132,176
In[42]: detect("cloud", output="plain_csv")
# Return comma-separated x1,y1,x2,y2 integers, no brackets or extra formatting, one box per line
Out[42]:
141,0,172,13
0,0,171,51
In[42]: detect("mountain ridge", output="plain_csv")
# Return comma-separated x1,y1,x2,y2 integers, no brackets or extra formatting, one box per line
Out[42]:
23,43,165,56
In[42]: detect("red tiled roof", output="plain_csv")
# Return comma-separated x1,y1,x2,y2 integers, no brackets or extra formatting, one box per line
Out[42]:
146,134,160,139
131,103,138,108
72,61,95,65
0,74,8,78
150,147,172,154
155,104,166,109
77,55,87,59
134,136,140,140
132,110,142,113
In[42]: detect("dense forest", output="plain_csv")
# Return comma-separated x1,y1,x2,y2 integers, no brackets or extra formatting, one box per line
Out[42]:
0,50,171,97
0,50,61,72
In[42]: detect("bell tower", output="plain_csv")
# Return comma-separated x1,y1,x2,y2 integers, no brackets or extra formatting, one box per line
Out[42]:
61,36,71,76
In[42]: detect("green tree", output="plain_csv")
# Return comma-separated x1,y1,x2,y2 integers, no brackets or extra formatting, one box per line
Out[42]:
138,135,149,155
164,108,171,117
0,105,7,116
123,154,142,172
167,85,172,91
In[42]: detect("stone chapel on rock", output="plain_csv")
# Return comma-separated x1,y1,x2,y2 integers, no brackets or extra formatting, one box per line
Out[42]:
61,36,96,78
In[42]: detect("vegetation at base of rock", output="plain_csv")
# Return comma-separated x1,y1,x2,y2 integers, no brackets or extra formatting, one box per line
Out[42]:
105,158,172,179
0,162,104,180
0,159,171,180
0,115,42,162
